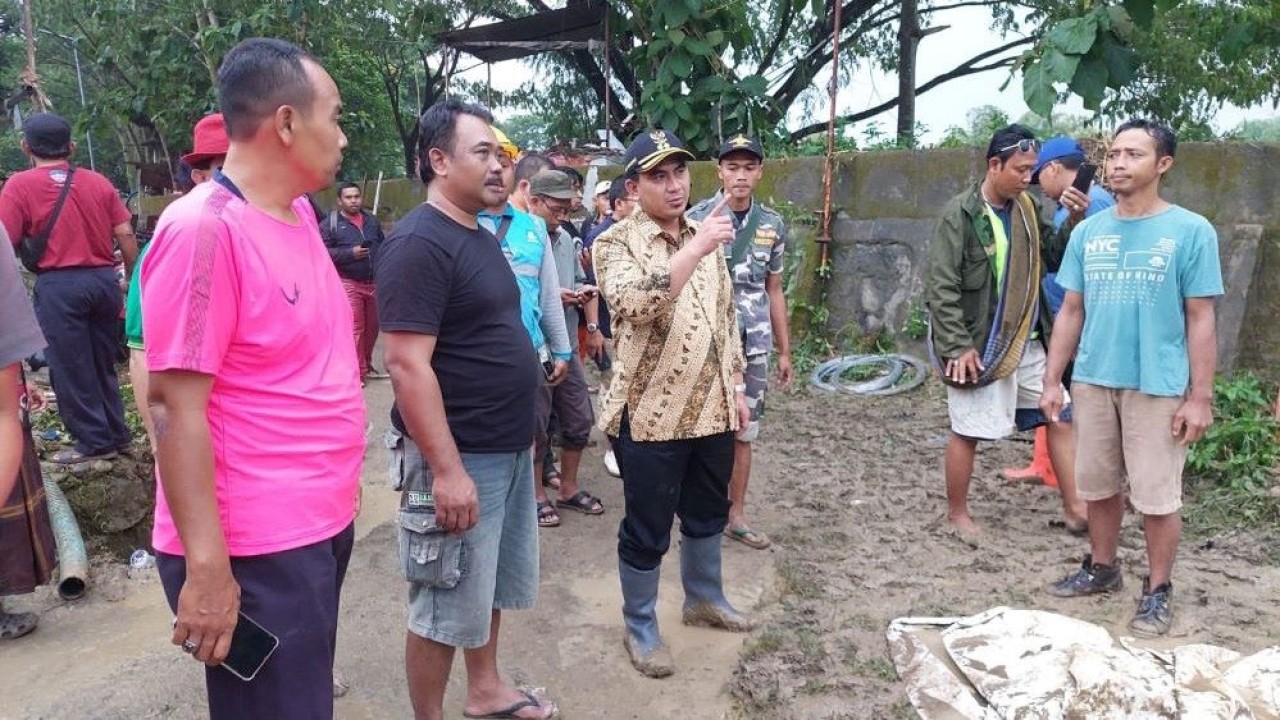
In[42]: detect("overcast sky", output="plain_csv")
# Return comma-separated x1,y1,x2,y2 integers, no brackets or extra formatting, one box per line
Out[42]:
459,5,1276,144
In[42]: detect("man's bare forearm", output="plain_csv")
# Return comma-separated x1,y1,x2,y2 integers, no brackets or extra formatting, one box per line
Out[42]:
388,359,464,477
767,281,790,356
0,364,23,500
115,224,139,279
151,398,228,572
1044,303,1084,388
1185,301,1217,401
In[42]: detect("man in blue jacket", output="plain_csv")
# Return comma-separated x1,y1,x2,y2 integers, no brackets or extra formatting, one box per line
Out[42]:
322,182,386,381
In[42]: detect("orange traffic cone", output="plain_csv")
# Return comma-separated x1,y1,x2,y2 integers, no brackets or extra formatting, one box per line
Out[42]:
1002,426,1059,487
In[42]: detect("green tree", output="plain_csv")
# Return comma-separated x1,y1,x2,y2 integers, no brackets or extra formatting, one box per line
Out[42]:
499,112,555,152
935,105,1011,148
1229,117,1280,143
504,0,1278,155
28,0,428,183
0,8,30,176
505,0,1046,155
1018,0,1279,132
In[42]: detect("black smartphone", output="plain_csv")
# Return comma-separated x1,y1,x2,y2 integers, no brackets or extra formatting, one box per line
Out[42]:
1072,162,1097,193
221,612,280,681
542,358,556,380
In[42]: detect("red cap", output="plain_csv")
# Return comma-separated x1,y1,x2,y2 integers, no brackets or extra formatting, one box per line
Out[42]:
181,114,229,167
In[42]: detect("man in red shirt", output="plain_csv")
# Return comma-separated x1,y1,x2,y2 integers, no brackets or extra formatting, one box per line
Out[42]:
0,113,138,464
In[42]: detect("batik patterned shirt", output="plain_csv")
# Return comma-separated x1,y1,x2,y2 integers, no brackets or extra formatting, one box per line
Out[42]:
592,209,744,441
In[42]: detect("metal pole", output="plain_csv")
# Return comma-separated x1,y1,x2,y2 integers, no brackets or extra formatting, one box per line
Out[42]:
603,10,610,146
817,0,843,269
70,42,95,170
38,29,96,170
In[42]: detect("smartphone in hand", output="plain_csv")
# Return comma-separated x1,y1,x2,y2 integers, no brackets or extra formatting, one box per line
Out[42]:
1072,162,1097,194
221,612,280,681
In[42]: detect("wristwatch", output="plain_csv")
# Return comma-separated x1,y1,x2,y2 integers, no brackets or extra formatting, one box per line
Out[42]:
733,383,747,394
586,323,600,333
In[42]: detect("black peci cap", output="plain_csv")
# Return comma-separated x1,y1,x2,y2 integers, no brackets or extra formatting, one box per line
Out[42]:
623,130,696,176
716,133,764,161
22,113,73,158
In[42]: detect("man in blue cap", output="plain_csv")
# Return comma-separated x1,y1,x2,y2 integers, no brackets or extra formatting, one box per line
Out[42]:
1002,137,1116,485
1031,136,1116,316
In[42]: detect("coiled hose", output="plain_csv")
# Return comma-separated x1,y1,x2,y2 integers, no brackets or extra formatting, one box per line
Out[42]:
809,354,928,396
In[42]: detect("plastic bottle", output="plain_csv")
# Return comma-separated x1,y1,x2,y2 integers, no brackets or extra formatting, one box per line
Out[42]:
129,549,155,569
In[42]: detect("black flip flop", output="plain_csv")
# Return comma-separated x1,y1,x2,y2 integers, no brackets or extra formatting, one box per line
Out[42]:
556,490,604,515
463,691,550,719
536,501,561,528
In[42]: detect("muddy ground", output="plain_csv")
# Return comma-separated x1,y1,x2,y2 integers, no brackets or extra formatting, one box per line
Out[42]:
731,378,1280,719
3,374,1279,719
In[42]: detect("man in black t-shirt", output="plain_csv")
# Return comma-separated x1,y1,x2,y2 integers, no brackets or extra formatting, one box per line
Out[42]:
376,99,555,720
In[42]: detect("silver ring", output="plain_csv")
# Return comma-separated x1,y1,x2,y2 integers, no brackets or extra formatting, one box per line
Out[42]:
182,640,198,653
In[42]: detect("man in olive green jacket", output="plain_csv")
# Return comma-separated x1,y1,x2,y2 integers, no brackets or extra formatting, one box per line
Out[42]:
925,124,1090,539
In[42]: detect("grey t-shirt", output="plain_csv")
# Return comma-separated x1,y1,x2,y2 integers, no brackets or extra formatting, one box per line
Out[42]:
0,249,45,368
549,225,586,350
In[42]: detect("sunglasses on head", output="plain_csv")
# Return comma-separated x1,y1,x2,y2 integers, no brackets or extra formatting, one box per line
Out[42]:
997,138,1039,155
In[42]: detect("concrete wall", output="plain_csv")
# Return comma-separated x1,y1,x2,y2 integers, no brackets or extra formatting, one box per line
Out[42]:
700,143,1280,373
140,143,1280,370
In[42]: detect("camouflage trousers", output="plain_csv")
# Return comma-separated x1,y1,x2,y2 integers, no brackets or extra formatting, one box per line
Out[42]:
740,354,769,443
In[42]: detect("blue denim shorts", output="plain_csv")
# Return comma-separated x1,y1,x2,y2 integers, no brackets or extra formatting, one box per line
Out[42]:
397,437,538,648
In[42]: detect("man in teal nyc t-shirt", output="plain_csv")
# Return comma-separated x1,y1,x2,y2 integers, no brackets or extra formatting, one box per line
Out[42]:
1040,119,1223,638
1055,205,1220,394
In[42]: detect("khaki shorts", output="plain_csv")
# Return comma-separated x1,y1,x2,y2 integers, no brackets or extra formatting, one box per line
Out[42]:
1072,382,1187,515
946,342,1068,441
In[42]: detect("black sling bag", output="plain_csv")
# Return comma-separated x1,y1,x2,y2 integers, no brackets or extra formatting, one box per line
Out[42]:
17,166,76,273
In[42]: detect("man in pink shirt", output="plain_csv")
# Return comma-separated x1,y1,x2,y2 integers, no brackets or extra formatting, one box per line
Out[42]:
141,38,363,720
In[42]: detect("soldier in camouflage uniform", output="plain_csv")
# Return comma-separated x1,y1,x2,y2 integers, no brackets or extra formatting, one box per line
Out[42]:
687,134,793,550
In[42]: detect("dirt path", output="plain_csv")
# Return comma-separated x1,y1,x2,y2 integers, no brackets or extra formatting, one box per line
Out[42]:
4,375,1278,719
